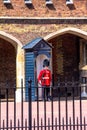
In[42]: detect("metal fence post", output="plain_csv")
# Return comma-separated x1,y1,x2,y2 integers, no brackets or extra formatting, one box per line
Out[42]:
28,77,32,130
6,81,9,130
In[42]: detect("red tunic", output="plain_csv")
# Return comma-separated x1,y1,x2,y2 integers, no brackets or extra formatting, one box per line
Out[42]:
38,69,51,86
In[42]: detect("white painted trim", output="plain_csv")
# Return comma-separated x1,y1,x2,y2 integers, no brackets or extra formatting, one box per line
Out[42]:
25,0,32,4
46,0,53,5
66,0,73,5
3,0,11,4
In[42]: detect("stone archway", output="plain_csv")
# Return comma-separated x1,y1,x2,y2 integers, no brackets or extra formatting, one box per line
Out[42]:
44,27,87,73
0,31,24,99
44,27,87,41
44,27,87,97
44,27,87,90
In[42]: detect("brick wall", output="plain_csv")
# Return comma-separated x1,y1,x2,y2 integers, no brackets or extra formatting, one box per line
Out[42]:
0,0,86,17
0,0,86,45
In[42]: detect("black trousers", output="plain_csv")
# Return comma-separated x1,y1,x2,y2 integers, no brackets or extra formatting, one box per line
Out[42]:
42,86,50,100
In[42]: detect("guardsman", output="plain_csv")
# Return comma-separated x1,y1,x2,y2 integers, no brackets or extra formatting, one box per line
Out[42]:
38,59,52,101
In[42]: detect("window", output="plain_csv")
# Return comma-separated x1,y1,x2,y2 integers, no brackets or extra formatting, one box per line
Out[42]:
66,0,73,5
3,0,11,4
25,0,32,4
46,0,53,5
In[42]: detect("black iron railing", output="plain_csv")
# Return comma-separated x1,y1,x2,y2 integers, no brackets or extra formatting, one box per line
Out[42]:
0,78,87,129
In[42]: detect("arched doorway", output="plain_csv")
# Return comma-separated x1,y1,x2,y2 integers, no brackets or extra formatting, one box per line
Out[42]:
0,38,16,98
49,34,80,84
0,31,24,100
44,27,87,96
44,27,87,83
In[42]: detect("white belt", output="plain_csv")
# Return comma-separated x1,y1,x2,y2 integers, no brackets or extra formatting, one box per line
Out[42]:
42,77,49,79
